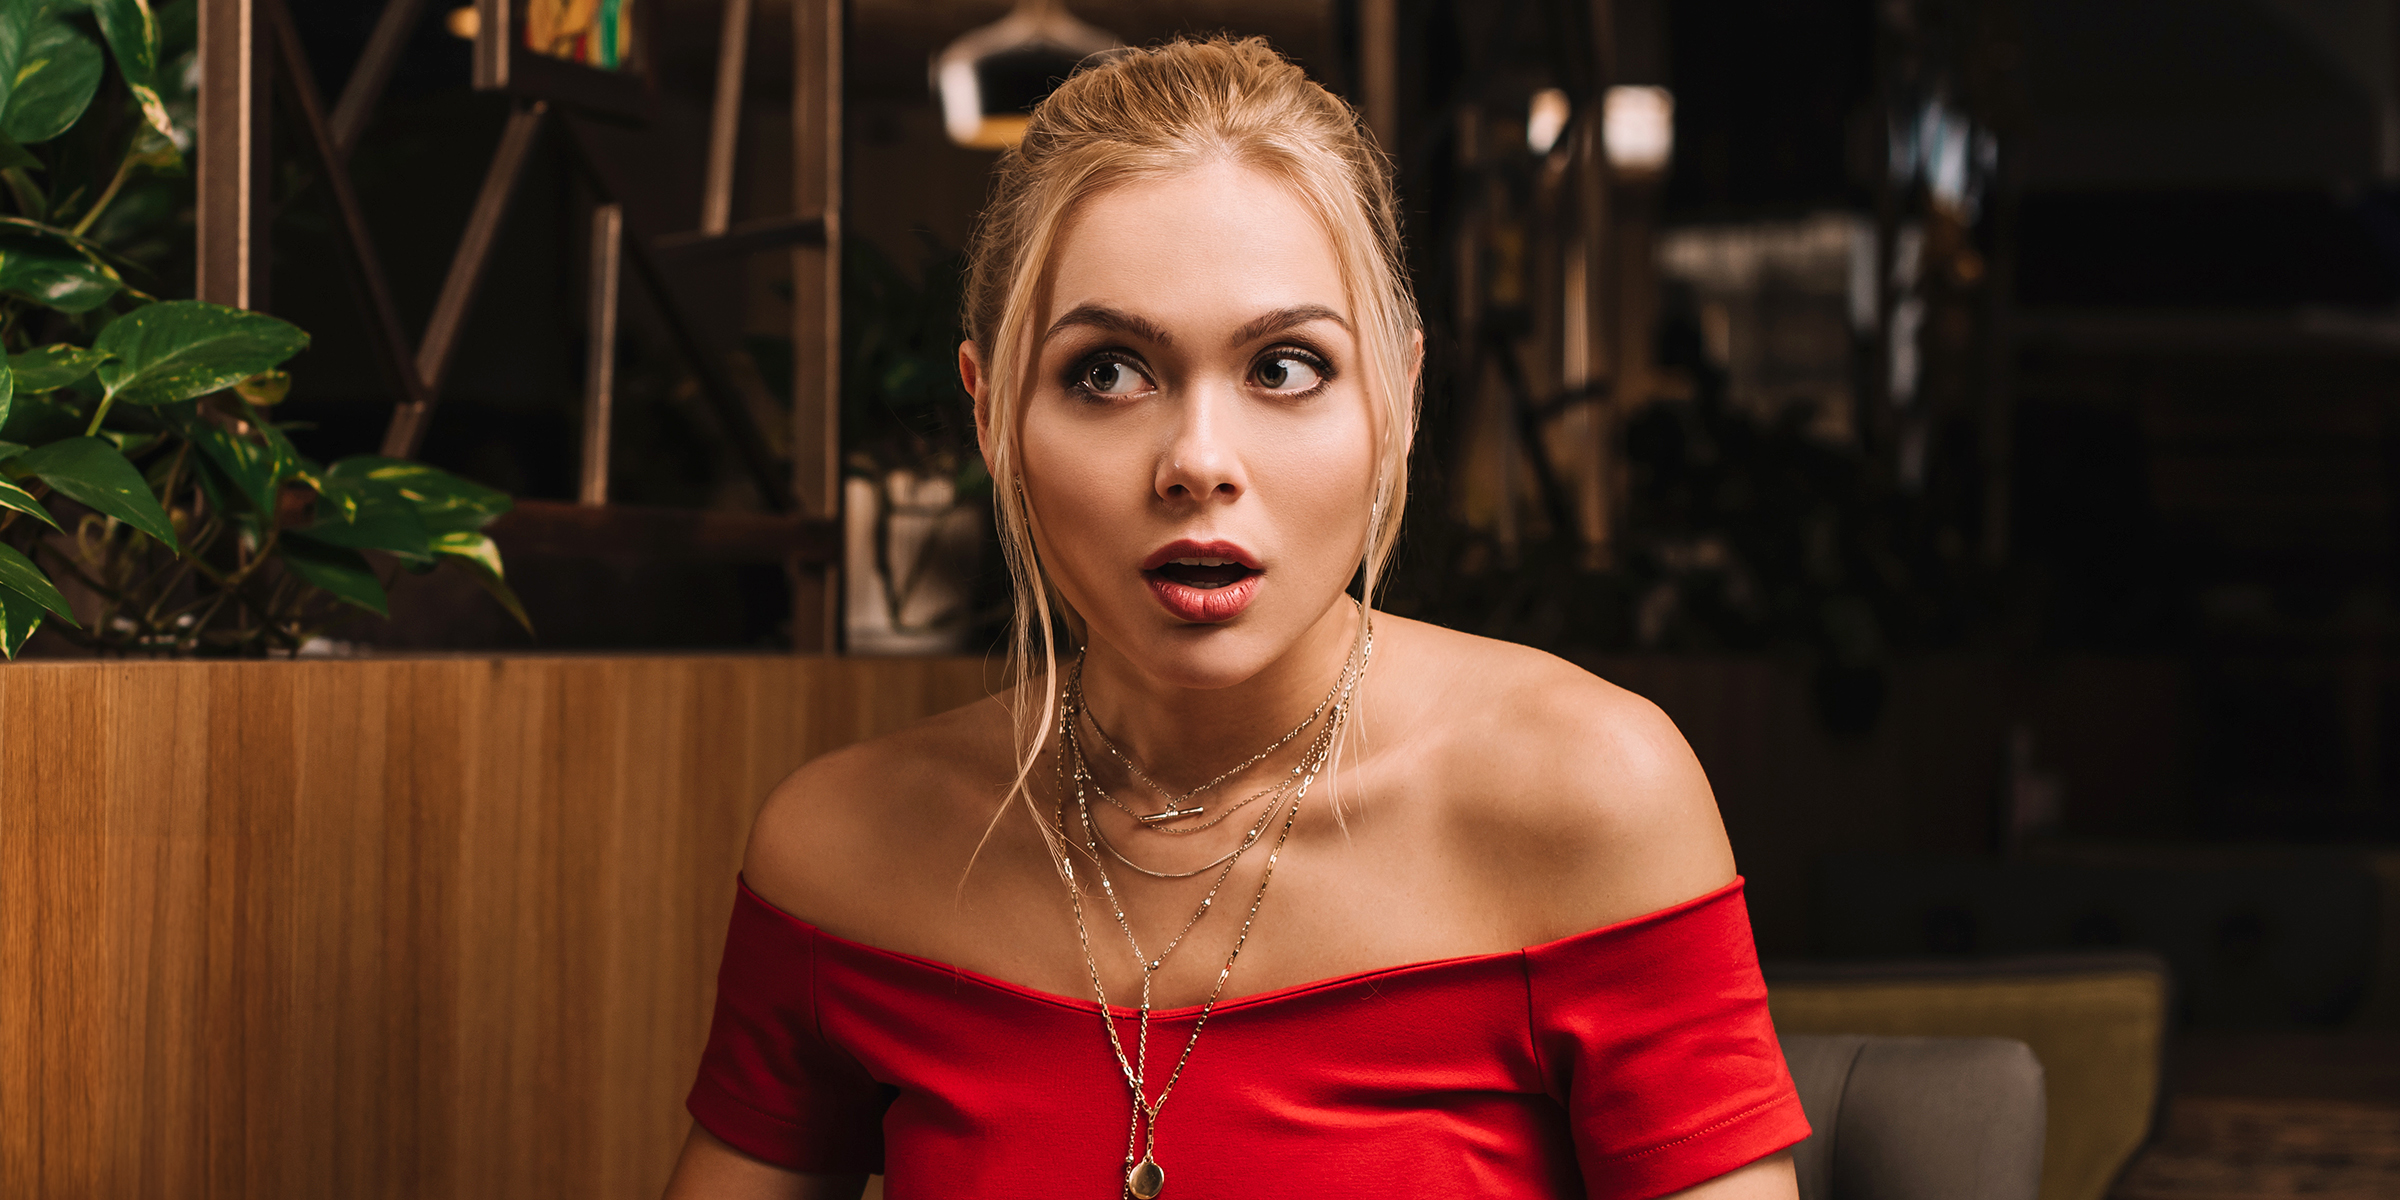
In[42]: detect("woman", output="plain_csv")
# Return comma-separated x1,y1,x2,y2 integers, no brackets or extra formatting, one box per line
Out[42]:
665,37,1804,1200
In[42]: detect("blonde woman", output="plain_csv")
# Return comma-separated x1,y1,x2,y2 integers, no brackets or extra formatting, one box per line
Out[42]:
665,38,1805,1200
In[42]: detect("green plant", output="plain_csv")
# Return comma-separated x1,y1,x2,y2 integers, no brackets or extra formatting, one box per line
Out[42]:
0,0,523,656
839,234,984,494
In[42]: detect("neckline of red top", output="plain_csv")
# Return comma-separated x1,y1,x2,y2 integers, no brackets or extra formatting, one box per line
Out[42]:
734,873,1747,1020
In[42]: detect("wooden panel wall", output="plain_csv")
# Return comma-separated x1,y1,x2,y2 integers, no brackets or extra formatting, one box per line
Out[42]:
0,656,995,1200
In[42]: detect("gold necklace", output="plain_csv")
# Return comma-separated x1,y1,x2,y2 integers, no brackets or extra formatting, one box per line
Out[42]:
1069,642,1344,824
1073,716,1333,878
1054,618,1371,1199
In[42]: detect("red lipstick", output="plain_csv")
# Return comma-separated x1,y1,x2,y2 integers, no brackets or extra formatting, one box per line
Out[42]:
1141,539,1264,623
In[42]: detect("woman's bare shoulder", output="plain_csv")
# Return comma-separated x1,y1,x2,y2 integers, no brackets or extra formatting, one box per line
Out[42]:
740,690,1023,934
1377,617,1736,941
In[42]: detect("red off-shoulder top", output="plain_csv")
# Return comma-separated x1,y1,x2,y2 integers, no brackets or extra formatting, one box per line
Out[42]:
688,876,1807,1199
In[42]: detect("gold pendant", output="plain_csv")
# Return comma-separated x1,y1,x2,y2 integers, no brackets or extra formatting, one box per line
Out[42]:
1127,1156,1165,1198
1137,806,1200,825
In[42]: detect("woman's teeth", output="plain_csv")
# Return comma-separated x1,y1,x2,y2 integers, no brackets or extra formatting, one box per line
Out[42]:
1152,559,1256,588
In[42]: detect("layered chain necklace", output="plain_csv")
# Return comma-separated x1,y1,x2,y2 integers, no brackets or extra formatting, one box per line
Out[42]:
1053,615,1373,1199
1075,660,1344,827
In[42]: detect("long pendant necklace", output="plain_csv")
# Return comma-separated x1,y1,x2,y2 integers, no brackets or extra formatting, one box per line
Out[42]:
1054,618,1372,1199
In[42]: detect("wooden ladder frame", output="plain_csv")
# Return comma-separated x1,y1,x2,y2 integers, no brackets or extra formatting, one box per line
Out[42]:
195,0,845,651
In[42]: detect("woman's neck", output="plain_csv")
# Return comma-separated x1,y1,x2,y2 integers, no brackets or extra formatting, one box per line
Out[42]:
1073,600,1362,792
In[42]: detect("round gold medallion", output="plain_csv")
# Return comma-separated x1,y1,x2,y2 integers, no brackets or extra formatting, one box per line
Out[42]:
1127,1157,1165,1199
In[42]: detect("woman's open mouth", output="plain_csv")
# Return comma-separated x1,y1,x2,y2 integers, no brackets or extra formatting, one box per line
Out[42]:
1141,542,1263,622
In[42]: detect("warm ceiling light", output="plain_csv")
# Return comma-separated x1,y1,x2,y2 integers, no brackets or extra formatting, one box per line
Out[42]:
1602,86,1674,176
932,0,1117,150
445,5,478,40
1526,87,1570,156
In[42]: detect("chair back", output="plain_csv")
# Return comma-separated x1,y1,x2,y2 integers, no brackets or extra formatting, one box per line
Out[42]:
1783,1034,2046,1200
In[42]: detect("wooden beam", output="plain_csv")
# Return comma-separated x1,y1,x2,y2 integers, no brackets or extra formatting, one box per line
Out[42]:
702,0,753,235
1358,0,1396,153
327,0,427,157
382,102,547,459
551,110,793,512
579,204,624,506
474,0,510,88
264,0,435,417
488,500,836,565
197,0,272,310
791,0,842,652
651,214,825,266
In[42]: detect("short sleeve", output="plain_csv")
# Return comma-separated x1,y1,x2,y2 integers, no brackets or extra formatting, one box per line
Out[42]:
686,880,889,1173
1527,878,1809,1200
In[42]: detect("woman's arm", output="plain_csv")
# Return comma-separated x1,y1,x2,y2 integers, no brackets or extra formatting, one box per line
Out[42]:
659,1123,870,1200
1666,1152,1799,1200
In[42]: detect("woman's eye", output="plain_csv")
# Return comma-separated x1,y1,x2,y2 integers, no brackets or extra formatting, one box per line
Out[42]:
1252,353,1326,393
1079,357,1151,397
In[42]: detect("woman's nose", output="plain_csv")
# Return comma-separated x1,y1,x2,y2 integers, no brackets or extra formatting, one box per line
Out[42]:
1154,387,1246,503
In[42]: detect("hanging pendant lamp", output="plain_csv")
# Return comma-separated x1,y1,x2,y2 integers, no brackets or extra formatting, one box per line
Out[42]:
932,0,1119,149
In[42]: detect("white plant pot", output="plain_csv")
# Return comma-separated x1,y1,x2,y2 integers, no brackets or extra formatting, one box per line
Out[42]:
843,469,984,655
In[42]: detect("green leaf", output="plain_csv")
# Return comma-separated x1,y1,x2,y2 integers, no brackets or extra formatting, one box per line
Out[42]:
274,537,386,616
0,439,22,460
88,0,172,138
0,391,81,442
0,237,118,311
293,496,433,563
8,435,176,546
0,475,56,529
0,340,11,430
234,369,288,406
0,584,42,656
0,1,34,125
0,136,36,173
94,300,307,406
11,343,108,391
188,422,282,515
324,456,509,534
0,539,74,621
0,166,41,220
432,529,531,634
123,112,179,174
3,13,104,145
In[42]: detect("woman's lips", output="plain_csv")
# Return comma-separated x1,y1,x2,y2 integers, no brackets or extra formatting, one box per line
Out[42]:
1140,540,1264,622
1145,569,1262,622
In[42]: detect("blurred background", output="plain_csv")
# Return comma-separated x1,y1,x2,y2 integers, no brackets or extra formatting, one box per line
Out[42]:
98,0,2400,1194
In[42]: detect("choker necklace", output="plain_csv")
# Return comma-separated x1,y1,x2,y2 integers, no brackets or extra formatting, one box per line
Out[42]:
1071,651,1344,824
1074,713,1335,878
1052,613,1373,1199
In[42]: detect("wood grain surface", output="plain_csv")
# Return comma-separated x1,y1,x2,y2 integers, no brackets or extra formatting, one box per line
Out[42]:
1,655,996,1200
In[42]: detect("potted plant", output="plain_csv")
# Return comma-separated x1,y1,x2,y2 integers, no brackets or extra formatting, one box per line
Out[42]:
838,235,989,654
0,0,521,657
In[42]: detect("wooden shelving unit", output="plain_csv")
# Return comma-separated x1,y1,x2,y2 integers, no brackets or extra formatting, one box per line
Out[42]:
195,0,848,651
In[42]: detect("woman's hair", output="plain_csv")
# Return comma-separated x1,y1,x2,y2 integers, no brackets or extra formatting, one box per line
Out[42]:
963,36,1420,845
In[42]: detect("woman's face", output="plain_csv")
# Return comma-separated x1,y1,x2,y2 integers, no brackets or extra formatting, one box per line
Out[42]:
976,161,1381,692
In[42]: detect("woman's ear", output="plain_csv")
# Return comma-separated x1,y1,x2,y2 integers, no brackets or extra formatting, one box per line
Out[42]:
961,339,994,465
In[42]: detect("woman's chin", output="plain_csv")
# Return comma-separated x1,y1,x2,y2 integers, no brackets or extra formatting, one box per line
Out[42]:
1104,604,1348,693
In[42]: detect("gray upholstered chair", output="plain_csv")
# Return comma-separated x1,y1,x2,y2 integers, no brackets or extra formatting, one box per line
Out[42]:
1781,1034,2047,1200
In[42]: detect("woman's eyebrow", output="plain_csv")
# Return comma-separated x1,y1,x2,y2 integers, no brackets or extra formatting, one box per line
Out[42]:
1231,305,1351,347
1045,304,1174,347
